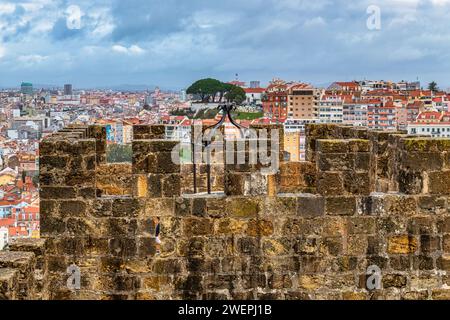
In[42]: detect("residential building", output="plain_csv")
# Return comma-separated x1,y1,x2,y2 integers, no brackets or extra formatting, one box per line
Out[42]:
343,100,369,127
396,81,421,91
406,101,424,123
262,79,288,120
284,132,301,162
407,111,450,138
284,118,317,161
433,96,450,112
367,101,397,131
328,81,362,94
244,88,265,106
287,83,317,120
317,95,343,124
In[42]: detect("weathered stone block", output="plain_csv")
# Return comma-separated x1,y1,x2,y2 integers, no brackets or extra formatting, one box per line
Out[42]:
263,238,290,256
436,255,450,271
318,153,354,171
105,218,138,237
298,275,325,290
111,198,141,217
347,217,376,235
383,274,407,289
297,194,325,217
443,235,450,253
59,200,87,217
0,268,19,300
413,255,434,270
388,235,418,254
246,219,274,237
428,171,450,194
152,259,184,274
316,140,349,153
236,237,260,255
317,172,344,196
227,198,260,218
398,169,423,194
342,171,371,195
432,289,450,300
325,196,356,216
149,152,180,174
40,187,77,199
401,138,450,152
183,218,213,236
401,152,444,171
420,235,441,254
162,174,181,197
347,235,368,255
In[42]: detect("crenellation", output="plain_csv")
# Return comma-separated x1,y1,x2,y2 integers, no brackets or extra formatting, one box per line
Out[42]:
10,123,448,300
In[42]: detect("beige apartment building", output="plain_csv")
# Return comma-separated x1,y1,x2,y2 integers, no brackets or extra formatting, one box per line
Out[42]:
286,83,320,120
284,131,301,162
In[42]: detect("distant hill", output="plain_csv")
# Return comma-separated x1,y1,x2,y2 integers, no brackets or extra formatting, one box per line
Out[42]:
0,83,181,92
93,84,182,92
94,84,157,91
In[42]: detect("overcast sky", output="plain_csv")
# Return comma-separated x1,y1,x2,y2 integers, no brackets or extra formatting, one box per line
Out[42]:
1,0,450,89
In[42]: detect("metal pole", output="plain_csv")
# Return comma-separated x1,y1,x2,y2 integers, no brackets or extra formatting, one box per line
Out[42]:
191,103,249,194
206,142,211,194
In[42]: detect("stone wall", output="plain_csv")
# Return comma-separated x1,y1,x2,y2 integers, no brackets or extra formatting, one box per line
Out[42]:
7,123,449,300
0,238,48,300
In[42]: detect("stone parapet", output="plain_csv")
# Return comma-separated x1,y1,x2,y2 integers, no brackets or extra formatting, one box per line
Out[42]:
29,124,450,300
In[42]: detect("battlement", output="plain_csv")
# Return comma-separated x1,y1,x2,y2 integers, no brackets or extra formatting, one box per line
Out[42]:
5,123,449,300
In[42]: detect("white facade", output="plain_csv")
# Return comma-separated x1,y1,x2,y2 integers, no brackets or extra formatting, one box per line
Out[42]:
343,103,368,127
407,123,450,138
317,97,343,124
0,227,8,250
245,92,263,105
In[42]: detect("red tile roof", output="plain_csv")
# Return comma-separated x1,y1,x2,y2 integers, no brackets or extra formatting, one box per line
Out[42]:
0,218,15,227
417,111,443,121
244,88,266,94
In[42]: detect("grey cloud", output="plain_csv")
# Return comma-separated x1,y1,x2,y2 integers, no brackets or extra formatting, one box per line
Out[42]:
1,0,450,88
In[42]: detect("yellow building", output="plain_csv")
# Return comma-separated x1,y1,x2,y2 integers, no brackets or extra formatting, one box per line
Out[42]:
284,132,301,162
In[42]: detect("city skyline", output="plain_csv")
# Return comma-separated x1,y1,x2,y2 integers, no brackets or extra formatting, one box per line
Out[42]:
1,0,450,88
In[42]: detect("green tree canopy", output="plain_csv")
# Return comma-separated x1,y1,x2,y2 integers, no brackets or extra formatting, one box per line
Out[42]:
186,78,224,103
225,85,246,105
428,81,439,92
186,79,247,105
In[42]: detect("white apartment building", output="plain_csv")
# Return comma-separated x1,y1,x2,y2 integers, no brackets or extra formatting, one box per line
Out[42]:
407,111,450,138
343,102,368,127
407,123,450,138
317,95,343,124
244,88,265,106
